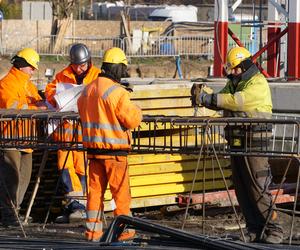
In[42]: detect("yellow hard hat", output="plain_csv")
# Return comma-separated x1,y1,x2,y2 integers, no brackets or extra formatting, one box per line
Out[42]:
103,47,128,66
226,46,251,70
16,48,40,69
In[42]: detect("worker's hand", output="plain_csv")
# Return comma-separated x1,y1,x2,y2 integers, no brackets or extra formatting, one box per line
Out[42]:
120,81,134,92
190,83,204,106
199,93,214,107
191,83,215,107
35,101,48,110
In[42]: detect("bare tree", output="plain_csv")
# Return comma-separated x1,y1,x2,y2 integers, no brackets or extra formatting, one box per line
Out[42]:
49,0,76,53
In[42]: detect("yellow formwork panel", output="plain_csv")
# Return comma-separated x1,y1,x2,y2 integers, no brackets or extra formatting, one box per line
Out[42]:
134,98,191,109
135,179,231,196
104,194,177,211
104,179,231,200
136,123,192,131
138,107,218,117
130,169,231,186
128,153,225,165
129,159,230,176
137,123,215,133
131,83,219,117
131,85,191,99
102,152,231,211
134,135,226,148
102,83,226,210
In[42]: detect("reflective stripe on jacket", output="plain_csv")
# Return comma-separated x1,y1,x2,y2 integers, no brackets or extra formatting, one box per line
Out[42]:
217,72,272,118
45,64,101,107
77,76,142,151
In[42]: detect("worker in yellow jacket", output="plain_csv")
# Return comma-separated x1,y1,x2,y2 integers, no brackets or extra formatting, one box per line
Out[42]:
0,48,47,227
45,43,101,223
77,47,142,242
191,47,283,244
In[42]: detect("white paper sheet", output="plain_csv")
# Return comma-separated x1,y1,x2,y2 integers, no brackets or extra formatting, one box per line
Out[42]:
48,83,85,135
54,83,85,112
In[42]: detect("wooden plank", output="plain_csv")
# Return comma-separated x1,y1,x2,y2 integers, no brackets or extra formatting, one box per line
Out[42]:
120,11,132,53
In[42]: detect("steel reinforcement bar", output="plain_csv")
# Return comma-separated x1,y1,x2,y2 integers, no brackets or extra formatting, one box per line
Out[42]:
0,109,299,158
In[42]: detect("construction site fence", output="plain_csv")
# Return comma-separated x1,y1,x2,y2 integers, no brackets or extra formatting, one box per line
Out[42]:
0,109,298,159
0,35,262,59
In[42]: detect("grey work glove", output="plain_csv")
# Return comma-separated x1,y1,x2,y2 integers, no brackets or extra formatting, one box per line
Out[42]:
199,93,214,107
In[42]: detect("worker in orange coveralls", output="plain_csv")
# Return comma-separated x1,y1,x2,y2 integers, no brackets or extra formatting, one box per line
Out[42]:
77,47,142,242
0,48,47,227
45,43,101,223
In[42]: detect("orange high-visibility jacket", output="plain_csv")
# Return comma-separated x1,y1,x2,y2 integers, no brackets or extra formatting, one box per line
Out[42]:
0,67,43,151
45,64,101,107
77,76,142,151
0,67,42,109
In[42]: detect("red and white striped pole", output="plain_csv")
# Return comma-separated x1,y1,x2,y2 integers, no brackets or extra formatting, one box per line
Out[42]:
287,1,300,80
267,1,281,77
213,0,228,77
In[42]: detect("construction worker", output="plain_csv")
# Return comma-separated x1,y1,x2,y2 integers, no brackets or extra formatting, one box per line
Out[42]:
0,48,47,227
77,47,142,242
191,46,283,244
45,43,101,223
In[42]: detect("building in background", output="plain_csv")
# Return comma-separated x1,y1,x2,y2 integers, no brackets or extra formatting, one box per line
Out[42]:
22,1,52,20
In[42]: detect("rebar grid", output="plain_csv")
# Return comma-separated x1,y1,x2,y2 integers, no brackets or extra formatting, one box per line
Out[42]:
0,110,299,158
0,109,82,150
2,109,300,244
134,115,300,158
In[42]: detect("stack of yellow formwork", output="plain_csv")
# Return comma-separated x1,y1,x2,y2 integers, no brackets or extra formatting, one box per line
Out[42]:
103,82,231,211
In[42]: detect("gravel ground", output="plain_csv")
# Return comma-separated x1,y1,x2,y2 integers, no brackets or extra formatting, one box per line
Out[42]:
1,204,300,248
134,204,300,247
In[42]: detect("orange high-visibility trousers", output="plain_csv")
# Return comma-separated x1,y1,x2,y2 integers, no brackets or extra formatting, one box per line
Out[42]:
85,156,131,241
58,150,87,195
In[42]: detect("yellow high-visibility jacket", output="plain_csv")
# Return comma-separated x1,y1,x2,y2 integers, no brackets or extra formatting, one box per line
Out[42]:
217,71,272,118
